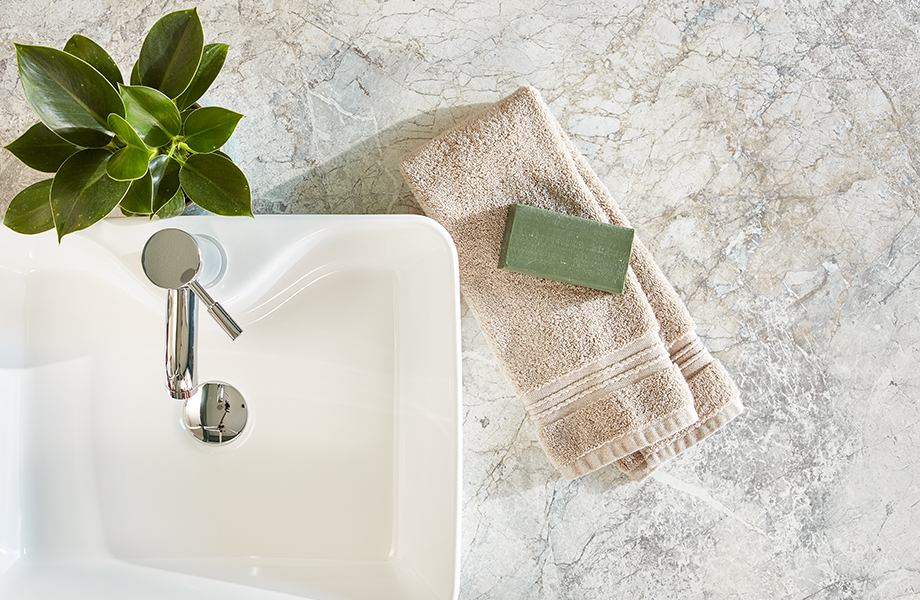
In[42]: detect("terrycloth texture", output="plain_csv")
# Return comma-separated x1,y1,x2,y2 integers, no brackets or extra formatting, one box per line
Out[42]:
560,133,744,480
400,86,699,479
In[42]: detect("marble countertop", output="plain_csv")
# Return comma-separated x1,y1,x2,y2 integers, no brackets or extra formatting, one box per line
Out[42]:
2,1,919,597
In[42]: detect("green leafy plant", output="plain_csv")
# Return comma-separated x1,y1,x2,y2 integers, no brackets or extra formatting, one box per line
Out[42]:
3,8,252,241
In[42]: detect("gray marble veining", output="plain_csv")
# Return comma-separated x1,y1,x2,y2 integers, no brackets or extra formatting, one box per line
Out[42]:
1,0,918,597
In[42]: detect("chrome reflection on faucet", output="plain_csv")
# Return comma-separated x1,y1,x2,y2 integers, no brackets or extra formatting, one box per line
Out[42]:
142,228,248,445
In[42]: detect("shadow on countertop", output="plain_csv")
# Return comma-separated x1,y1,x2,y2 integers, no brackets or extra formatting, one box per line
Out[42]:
260,103,490,216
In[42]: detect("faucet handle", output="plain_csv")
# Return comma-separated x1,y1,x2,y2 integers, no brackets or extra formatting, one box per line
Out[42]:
142,228,242,340
188,280,243,340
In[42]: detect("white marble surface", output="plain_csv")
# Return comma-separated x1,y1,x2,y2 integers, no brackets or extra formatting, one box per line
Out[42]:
2,0,919,597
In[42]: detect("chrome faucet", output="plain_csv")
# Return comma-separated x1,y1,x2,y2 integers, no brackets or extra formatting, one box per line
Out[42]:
141,229,242,400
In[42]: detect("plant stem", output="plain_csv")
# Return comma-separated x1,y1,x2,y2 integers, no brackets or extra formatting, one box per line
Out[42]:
166,141,187,167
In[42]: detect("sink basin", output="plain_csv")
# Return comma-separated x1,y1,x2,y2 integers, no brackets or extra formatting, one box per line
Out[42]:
0,215,461,600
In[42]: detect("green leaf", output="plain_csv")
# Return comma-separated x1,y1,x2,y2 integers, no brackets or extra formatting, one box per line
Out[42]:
119,85,182,148
180,106,198,126
130,61,141,85
105,114,153,181
4,122,80,172
183,107,242,154
51,148,130,240
106,146,151,181
63,34,123,88
107,113,148,149
120,171,153,214
137,8,204,99
179,153,251,216
174,43,228,111
155,189,186,218
149,154,182,214
3,179,54,234
15,44,125,148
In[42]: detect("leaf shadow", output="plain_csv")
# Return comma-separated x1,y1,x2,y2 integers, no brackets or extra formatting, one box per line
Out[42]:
259,103,490,216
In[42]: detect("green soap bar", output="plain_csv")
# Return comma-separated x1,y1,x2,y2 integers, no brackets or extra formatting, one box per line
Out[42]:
498,204,634,294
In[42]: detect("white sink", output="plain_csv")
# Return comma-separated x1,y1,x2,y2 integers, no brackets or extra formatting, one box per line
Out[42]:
0,215,461,600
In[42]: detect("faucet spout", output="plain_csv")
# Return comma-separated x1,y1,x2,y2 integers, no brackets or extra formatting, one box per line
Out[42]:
166,287,197,400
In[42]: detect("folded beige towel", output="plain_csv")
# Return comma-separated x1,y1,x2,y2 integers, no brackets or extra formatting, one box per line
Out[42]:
561,136,743,480
401,86,701,479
